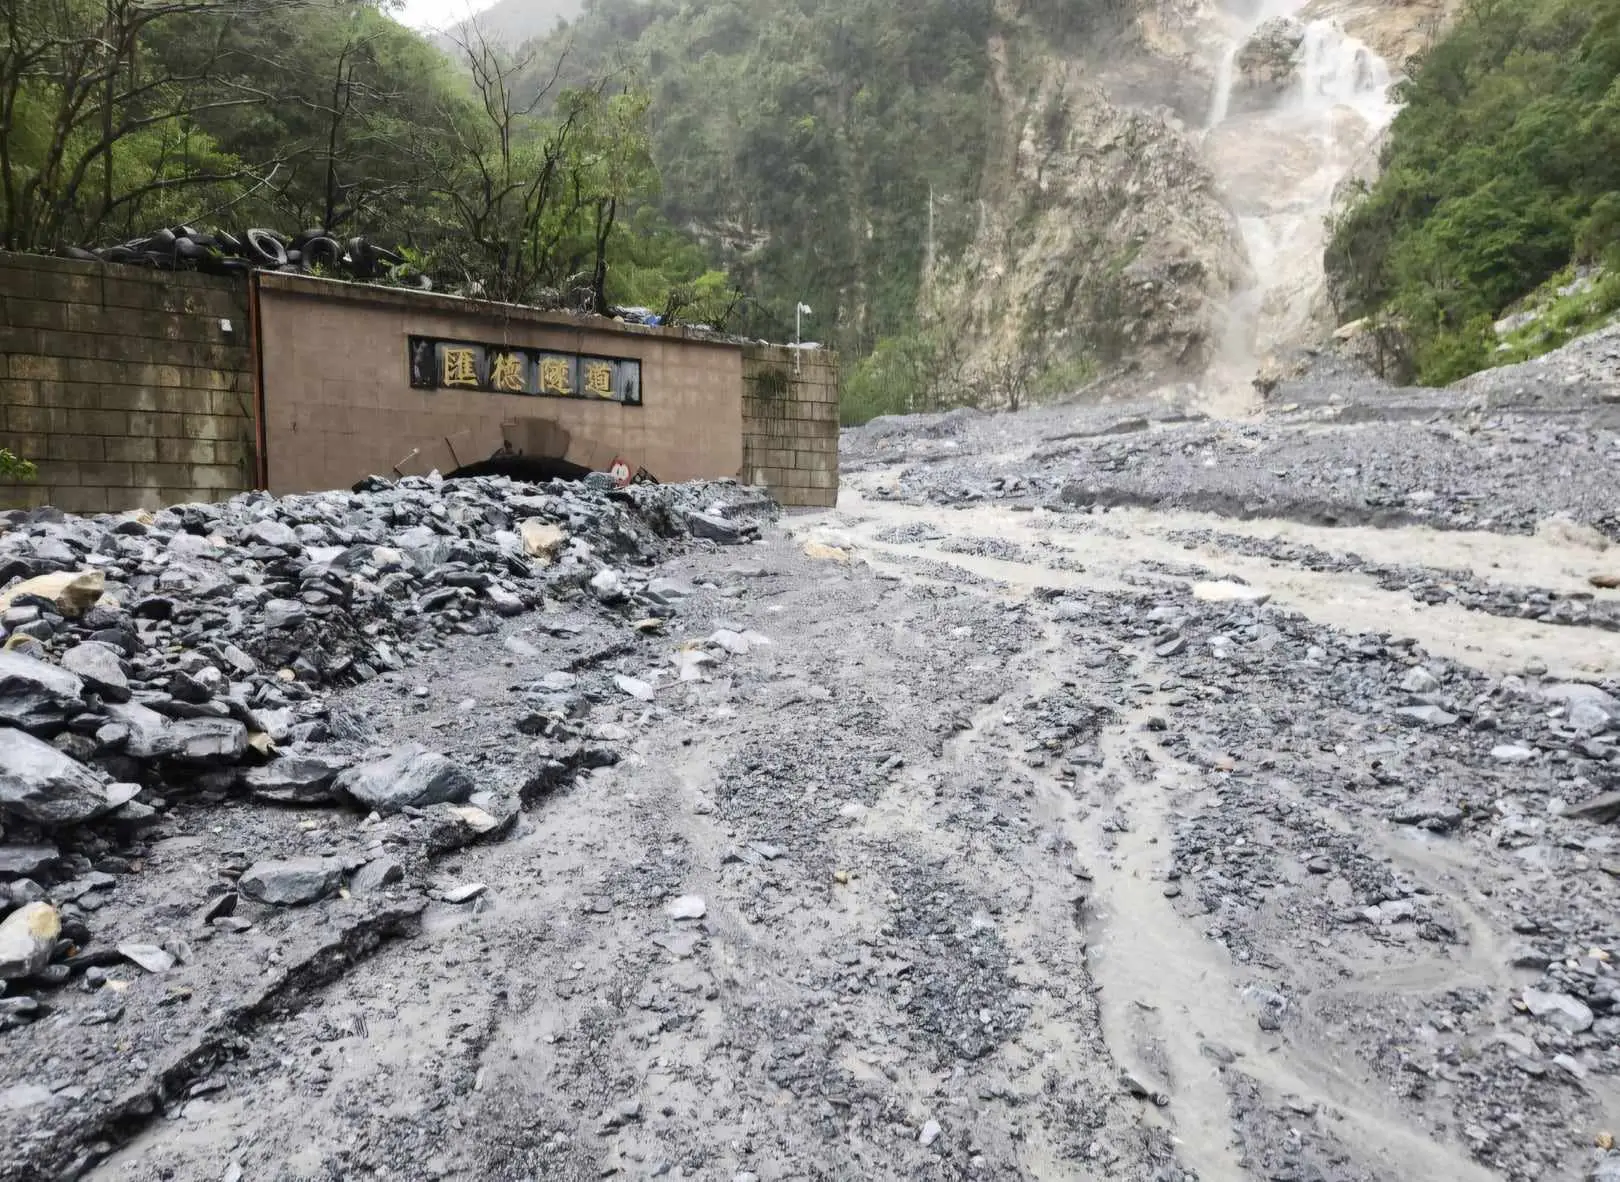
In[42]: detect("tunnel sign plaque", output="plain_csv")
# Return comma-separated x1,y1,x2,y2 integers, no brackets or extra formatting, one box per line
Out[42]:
408,336,641,405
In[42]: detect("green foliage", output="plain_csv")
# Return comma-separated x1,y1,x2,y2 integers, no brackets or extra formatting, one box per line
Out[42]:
841,331,956,425
1326,0,1620,384
1495,265,1620,361
518,0,997,356
0,448,37,482
1,0,732,320
1031,354,1098,401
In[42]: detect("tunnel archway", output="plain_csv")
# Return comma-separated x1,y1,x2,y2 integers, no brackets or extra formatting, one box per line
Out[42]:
447,453,591,483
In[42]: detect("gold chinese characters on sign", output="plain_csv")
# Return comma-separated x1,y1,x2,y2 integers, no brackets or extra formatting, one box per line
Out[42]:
408,336,642,406
440,346,479,388
488,350,527,392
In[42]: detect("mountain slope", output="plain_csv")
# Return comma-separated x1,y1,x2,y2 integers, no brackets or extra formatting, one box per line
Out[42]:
1325,0,1620,384
448,0,583,47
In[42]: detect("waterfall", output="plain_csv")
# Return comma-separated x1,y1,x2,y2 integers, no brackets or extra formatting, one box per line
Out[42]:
1199,0,1398,410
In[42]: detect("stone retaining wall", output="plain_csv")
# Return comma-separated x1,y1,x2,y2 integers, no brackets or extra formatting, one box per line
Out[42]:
0,252,254,513
741,345,839,508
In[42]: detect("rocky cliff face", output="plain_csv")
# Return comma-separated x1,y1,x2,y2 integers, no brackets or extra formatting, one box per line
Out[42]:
936,0,1461,401
936,29,1248,388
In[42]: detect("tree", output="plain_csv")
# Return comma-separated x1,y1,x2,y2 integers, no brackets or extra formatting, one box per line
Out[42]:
0,0,284,251
414,24,664,311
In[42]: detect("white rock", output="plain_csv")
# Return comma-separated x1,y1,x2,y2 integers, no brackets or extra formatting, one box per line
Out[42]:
119,943,175,974
441,882,488,904
666,895,706,921
709,629,752,655
1191,580,1271,606
1400,666,1441,694
614,674,655,701
0,902,60,980
919,1119,943,1147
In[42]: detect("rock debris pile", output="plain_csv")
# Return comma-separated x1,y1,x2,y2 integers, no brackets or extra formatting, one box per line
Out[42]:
0,473,769,1020
848,406,1620,541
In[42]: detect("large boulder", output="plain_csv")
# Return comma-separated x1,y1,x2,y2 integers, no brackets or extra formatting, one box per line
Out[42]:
0,728,137,826
333,744,475,814
242,756,349,804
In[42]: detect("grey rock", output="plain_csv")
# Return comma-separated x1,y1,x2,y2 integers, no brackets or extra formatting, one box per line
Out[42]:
0,650,85,731
1565,791,1620,824
1522,988,1594,1033
1395,705,1458,727
100,700,173,758
241,756,349,804
167,718,249,764
0,844,59,880
59,642,130,703
645,577,697,604
0,1083,54,1112
1508,945,1552,970
0,729,131,827
1155,636,1188,658
200,892,237,922
333,744,475,814
7,879,46,907
1389,799,1463,831
238,857,342,906
262,598,308,630
1400,666,1440,694
684,510,747,544
350,857,404,895
440,882,487,904
242,518,299,549
220,644,257,675
1544,683,1618,730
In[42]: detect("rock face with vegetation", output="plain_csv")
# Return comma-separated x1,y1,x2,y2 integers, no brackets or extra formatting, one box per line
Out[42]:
1325,0,1620,385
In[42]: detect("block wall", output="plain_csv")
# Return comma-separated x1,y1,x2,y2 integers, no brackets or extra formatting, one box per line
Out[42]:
0,252,254,514
741,345,839,508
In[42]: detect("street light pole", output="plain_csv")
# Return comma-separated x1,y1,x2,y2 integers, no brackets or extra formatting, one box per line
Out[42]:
795,302,812,374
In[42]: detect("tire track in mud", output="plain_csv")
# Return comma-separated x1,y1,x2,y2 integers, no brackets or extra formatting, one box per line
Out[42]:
785,504,1557,1182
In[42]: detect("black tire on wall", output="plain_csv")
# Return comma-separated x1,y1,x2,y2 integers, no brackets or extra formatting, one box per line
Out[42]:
244,228,288,267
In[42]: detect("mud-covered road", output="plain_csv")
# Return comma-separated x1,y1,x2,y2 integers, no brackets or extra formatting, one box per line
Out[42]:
8,376,1620,1182
74,444,1618,1182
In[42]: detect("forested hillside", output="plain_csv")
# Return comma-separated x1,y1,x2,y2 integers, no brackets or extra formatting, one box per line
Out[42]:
1,0,728,319
512,0,999,363
1326,0,1620,384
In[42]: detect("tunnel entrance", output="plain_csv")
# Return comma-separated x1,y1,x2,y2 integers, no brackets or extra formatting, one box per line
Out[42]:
447,454,591,483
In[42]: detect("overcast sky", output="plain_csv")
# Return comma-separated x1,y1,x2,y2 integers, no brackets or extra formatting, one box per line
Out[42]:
396,0,494,31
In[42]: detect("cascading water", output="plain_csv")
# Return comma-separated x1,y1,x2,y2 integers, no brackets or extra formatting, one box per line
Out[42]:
1199,0,1398,411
